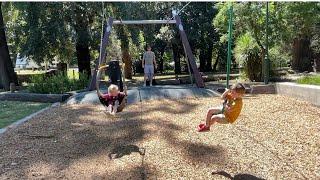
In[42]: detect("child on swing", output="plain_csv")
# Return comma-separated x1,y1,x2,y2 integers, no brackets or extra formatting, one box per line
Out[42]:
98,84,126,115
198,83,246,132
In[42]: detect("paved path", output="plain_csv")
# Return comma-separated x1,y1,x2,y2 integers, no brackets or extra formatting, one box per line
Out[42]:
67,85,219,105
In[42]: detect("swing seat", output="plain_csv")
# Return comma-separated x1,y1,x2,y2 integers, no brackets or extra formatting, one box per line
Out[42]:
96,61,128,113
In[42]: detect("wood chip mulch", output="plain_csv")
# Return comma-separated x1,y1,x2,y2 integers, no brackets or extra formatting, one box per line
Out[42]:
0,94,319,179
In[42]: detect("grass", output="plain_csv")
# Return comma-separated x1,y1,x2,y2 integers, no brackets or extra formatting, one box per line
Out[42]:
16,69,80,80
0,101,50,129
67,69,79,79
296,75,320,86
16,70,46,75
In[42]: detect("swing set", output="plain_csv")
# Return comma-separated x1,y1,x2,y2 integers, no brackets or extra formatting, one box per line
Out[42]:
89,9,206,110
91,3,270,111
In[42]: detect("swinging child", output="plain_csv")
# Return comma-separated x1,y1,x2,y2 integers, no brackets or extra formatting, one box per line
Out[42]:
98,84,126,115
198,83,246,132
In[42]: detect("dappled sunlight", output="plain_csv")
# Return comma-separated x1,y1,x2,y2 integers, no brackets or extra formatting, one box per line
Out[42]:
1,95,319,179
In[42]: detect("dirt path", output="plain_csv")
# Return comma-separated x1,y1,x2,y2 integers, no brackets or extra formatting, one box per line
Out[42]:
0,95,319,179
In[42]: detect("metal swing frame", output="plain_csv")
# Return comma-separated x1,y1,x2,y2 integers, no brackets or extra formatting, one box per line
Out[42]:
88,10,205,91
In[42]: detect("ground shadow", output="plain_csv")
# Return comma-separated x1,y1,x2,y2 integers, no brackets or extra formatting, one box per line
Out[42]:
152,120,227,166
212,171,266,180
0,105,150,179
92,164,153,180
108,144,145,159
185,142,226,164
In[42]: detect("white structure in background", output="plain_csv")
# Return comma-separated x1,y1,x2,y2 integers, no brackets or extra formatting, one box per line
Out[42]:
15,53,58,70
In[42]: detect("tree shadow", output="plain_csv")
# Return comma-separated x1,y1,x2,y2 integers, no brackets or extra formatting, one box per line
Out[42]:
0,105,150,179
140,98,199,115
92,163,154,180
152,120,227,166
212,171,266,180
185,142,226,165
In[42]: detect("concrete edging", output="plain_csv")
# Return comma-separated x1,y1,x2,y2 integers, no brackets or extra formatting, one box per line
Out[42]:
276,82,320,106
0,102,60,135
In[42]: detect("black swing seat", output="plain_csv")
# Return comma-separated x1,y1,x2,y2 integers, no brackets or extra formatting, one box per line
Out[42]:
96,60,128,112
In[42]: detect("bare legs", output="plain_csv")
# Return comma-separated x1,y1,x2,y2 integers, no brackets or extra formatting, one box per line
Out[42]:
143,73,153,86
204,107,228,128
144,74,147,86
106,100,119,116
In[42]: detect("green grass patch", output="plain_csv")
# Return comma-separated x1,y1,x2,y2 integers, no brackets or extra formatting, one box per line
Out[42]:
296,75,320,86
16,70,46,75
67,69,79,79
0,101,50,129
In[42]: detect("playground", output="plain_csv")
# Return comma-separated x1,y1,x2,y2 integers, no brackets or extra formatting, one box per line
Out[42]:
0,91,319,179
1,2,320,180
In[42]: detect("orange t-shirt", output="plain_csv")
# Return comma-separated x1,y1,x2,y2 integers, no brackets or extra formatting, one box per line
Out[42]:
223,93,243,123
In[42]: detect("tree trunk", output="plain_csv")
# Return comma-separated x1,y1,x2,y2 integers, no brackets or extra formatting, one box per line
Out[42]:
199,43,213,72
74,14,91,78
199,49,206,72
117,26,132,79
212,55,219,72
0,3,18,90
122,49,132,79
292,37,313,72
172,43,181,74
159,47,165,74
76,42,91,77
205,43,213,72
312,52,320,72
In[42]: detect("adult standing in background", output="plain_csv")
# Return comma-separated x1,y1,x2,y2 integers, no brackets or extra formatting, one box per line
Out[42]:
142,45,157,87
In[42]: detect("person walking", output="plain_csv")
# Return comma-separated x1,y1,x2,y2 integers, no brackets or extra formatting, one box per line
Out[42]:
142,45,157,87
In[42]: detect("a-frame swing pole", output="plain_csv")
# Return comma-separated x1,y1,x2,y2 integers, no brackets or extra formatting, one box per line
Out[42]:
182,44,194,86
88,17,114,91
95,17,113,93
174,15,205,88
99,17,114,66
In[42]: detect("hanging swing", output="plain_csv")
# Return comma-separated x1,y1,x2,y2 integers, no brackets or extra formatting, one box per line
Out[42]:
95,2,128,112
96,60,128,112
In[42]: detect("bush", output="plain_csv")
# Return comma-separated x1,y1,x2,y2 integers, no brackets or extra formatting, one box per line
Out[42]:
234,33,263,81
269,45,290,69
28,72,88,94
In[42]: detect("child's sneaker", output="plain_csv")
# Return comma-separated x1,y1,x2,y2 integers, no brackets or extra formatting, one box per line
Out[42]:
198,123,210,132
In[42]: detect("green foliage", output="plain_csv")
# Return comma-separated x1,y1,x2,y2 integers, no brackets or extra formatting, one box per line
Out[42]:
28,72,88,94
269,44,290,69
234,33,262,81
296,75,320,86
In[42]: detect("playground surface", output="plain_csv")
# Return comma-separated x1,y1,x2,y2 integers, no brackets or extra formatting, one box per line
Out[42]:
0,93,319,179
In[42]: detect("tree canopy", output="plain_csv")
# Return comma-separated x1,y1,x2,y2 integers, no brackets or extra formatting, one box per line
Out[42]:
1,2,320,88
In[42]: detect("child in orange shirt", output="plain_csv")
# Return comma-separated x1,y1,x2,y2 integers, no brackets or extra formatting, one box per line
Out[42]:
198,83,246,132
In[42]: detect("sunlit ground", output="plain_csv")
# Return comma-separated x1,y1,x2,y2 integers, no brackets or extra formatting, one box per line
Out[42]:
0,95,319,179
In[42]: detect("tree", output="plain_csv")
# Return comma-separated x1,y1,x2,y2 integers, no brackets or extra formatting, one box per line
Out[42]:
281,2,320,72
0,2,18,90
179,2,218,72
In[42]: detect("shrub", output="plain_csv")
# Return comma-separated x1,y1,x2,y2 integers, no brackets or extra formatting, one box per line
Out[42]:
28,72,88,94
234,33,263,82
